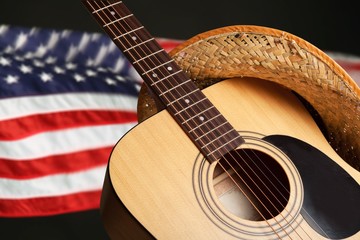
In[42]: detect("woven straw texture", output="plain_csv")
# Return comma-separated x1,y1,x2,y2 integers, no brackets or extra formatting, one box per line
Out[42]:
137,25,360,171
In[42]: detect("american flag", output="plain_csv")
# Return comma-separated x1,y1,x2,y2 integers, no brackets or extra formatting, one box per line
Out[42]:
0,24,180,217
0,24,359,218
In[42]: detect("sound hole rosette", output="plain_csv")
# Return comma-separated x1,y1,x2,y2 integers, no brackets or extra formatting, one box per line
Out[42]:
192,132,304,238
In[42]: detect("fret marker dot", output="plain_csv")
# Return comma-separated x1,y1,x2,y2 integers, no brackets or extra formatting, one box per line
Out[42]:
167,66,173,71
199,116,205,121
152,73,157,77
185,99,190,104
110,11,116,15
132,36,137,41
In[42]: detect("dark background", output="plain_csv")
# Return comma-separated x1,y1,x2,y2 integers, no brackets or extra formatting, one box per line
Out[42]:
0,0,359,239
1,0,359,56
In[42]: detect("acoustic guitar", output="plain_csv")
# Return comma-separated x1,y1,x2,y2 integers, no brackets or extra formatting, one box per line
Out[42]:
82,0,360,239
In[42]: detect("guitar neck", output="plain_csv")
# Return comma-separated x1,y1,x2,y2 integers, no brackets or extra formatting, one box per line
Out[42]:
82,0,244,162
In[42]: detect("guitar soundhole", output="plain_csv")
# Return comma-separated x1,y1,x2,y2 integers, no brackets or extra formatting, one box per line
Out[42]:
213,149,290,221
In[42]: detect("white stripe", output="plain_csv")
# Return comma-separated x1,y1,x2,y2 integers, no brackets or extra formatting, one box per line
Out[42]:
46,31,60,50
15,32,28,50
77,33,90,52
0,92,137,121
0,165,106,199
0,123,136,160
0,25,9,36
94,44,109,66
65,45,79,61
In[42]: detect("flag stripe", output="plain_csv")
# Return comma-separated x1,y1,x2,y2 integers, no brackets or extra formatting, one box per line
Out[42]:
0,165,106,199
0,123,135,160
1,23,359,220
0,25,181,218
0,110,137,140
0,190,102,217
155,38,183,53
0,146,112,179
0,93,137,121
338,62,360,70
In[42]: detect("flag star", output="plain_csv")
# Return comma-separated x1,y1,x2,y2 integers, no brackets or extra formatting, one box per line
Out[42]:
45,56,57,64
86,59,95,67
54,66,65,74
85,69,97,77
24,52,34,59
105,78,117,85
33,59,45,67
4,46,14,54
0,56,11,66
14,55,25,61
116,75,125,82
39,72,53,82
35,44,47,57
66,62,77,70
19,64,33,74
4,75,19,84
74,73,85,82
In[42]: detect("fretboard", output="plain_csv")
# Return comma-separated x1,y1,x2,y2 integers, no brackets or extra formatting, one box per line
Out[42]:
82,0,244,162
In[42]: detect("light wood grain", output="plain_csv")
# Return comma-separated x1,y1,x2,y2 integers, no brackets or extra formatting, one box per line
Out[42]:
104,77,359,239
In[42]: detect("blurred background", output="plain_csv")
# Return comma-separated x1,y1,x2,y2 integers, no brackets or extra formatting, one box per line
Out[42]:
1,0,359,56
0,1,359,239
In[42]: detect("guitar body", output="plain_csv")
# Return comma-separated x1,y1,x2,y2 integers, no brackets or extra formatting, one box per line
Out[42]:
101,78,360,239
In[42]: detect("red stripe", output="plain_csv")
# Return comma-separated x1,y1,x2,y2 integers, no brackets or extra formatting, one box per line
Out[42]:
0,110,137,141
0,190,101,217
157,38,182,52
0,146,112,179
336,61,360,71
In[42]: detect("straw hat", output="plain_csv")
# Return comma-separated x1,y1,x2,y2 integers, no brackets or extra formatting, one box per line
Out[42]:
137,25,360,171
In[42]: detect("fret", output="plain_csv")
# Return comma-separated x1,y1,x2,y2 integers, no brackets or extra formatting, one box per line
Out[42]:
174,98,218,127
191,114,224,135
179,106,221,135
150,69,183,86
103,14,133,27
206,134,244,158
131,42,166,68
133,49,164,64
200,128,235,149
91,1,121,13
166,88,200,107
181,105,216,125
123,37,155,53
158,78,192,97
142,59,174,75
174,96,207,116
83,0,245,163
146,74,188,99
194,120,227,141
113,26,144,40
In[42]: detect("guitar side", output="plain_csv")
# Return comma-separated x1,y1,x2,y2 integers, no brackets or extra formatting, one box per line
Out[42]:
101,77,360,239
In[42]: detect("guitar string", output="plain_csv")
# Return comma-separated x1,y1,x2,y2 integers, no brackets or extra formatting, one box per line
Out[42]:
89,1,303,238
216,162,281,238
87,0,312,238
223,150,307,240
103,0,330,235
92,0,246,172
244,146,329,238
90,3,223,168
235,148,313,239
89,1,300,238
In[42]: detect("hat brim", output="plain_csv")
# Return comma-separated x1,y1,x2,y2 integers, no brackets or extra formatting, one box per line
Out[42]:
137,25,360,170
